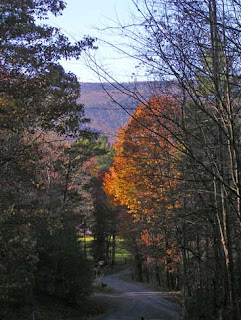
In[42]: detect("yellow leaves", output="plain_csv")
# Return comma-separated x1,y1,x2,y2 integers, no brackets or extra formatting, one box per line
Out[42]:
0,97,8,108
31,180,45,189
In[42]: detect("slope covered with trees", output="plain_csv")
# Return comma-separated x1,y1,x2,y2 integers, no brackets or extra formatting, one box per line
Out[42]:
79,81,178,142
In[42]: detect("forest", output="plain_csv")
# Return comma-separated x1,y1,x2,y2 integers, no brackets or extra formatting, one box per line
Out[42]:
1,0,241,320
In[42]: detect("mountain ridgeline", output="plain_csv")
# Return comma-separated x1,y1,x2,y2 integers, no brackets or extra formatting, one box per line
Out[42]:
79,81,178,142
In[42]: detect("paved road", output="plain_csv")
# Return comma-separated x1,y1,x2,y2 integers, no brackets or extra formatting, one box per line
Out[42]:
95,269,181,320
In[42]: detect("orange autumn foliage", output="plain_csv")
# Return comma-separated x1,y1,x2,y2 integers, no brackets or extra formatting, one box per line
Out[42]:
103,96,182,271
103,96,181,213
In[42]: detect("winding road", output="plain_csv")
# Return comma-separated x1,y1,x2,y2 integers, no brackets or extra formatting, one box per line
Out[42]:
95,269,182,320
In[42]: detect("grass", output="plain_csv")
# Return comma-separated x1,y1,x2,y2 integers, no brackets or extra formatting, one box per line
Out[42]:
78,236,132,277
78,236,132,264
115,238,132,263
78,236,94,242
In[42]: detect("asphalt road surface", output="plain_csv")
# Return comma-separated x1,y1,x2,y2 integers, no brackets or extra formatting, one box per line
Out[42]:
95,269,182,320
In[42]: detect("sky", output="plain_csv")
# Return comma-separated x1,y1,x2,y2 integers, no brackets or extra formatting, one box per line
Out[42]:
48,0,139,83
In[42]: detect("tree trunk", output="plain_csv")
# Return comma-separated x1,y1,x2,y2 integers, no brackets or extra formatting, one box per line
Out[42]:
111,232,116,268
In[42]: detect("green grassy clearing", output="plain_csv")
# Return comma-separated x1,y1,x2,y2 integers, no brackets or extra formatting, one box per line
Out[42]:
78,236,132,263
78,236,132,277
115,239,132,263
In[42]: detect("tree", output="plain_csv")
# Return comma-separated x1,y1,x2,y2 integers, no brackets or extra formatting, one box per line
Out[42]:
0,132,98,316
104,96,182,285
81,136,119,267
97,1,241,318
0,0,95,135
0,1,96,316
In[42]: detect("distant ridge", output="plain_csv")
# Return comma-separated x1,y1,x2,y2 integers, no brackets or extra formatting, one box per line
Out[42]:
79,81,177,142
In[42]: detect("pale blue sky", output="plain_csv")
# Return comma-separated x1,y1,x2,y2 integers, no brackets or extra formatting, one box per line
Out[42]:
48,0,139,82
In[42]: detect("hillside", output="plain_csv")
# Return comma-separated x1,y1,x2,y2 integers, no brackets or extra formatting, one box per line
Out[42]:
79,81,176,142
